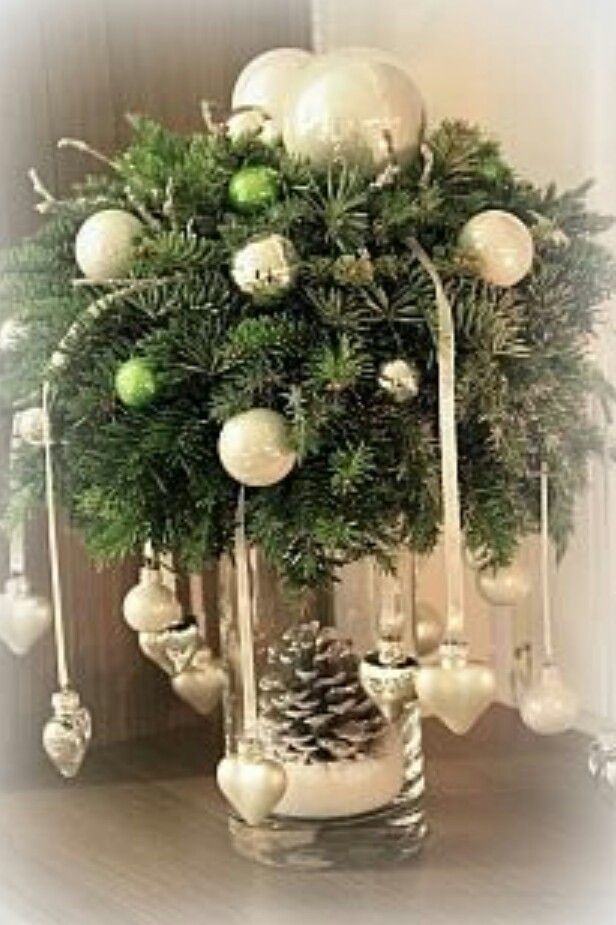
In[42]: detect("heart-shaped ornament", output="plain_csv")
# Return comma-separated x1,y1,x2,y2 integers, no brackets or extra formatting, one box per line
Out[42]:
139,619,200,676
0,576,52,656
217,745,287,826
416,648,496,735
42,689,92,779
171,647,226,715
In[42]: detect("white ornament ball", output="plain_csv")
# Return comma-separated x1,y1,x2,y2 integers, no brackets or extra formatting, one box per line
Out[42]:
75,209,142,280
519,663,579,735
232,48,313,138
123,566,182,633
14,407,47,446
0,318,27,352
459,210,534,288
218,408,296,487
231,234,297,299
283,55,424,171
476,562,531,606
226,108,271,143
378,358,420,402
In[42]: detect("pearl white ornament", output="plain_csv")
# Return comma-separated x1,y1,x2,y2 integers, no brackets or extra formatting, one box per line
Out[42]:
283,55,424,171
476,563,531,607
171,647,227,715
13,407,47,446
75,209,142,280
416,642,496,735
218,408,296,488
0,318,27,352
123,565,182,633
459,210,534,288
378,358,420,402
232,48,313,138
217,740,287,826
0,575,52,656
519,663,579,735
231,234,297,299
226,108,271,143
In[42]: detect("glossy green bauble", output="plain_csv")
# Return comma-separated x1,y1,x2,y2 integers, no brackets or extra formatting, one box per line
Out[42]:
115,357,157,408
228,166,279,214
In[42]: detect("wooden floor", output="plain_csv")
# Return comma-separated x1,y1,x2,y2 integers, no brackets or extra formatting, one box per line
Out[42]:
0,705,614,925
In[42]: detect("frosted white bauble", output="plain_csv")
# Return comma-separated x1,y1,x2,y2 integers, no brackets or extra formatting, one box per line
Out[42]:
232,47,313,137
519,663,579,735
75,209,142,280
231,234,297,299
14,407,47,446
283,55,424,171
218,408,296,487
123,566,182,632
459,210,534,288
476,562,531,606
0,318,27,352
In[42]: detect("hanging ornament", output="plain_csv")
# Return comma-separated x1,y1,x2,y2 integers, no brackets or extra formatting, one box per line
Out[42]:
171,647,226,715
409,236,495,734
218,408,296,487
519,464,579,735
283,55,424,171
0,317,27,352
378,358,420,403
459,210,534,288
42,688,92,778
217,739,288,826
588,730,616,800
75,208,142,280
231,234,297,300
476,562,531,607
231,48,313,138
138,617,200,676
0,574,52,656
413,600,446,658
115,357,157,408
13,406,47,446
228,166,279,214
123,564,182,632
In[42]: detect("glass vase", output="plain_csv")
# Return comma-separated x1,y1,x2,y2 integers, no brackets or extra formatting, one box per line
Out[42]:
218,551,427,870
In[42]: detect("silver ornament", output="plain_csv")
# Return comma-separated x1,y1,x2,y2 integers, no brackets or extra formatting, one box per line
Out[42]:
218,408,297,487
476,563,531,606
75,209,142,280
122,565,182,633
519,663,579,735
13,406,47,446
232,48,313,137
171,647,227,715
459,210,534,288
42,688,92,778
378,358,420,402
283,55,424,171
138,618,201,676
231,234,297,300
0,318,27,352
0,574,52,656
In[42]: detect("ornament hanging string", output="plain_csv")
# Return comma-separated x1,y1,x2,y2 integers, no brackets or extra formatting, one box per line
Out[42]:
42,382,70,690
539,463,554,664
235,487,258,741
8,427,25,577
408,239,465,640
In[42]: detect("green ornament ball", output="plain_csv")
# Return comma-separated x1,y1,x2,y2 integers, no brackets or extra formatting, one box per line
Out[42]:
115,358,157,408
228,165,279,213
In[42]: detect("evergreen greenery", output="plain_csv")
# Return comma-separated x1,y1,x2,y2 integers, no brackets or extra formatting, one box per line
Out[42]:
1,116,615,588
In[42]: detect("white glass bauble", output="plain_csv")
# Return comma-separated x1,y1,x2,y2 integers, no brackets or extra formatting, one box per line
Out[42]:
476,562,531,606
123,566,182,633
75,209,142,280
14,407,47,446
459,210,534,288
231,48,313,137
218,408,296,487
0,317,27,352
519,663,579,735
0,575,52,656
231,234,297,299
283,56,424,171
378,358,420,402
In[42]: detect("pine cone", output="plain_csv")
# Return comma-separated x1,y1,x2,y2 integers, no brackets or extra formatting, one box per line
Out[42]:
259,621,386,764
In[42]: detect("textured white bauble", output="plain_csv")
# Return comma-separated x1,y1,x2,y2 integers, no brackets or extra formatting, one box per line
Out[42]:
123,566,182,633
232,47,313,137
226,108,269,143
75,209,142,280
283,55,424,171
0,575,52,656
519,663,579,735
14,407,47,446
476,562,531,607
459,210,534,288
0,317,27,352
378,358,420,402
231,234,297,299
218,408,296,487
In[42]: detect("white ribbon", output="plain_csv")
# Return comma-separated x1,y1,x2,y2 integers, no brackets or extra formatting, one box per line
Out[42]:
539,463,554,663
235,487,258,741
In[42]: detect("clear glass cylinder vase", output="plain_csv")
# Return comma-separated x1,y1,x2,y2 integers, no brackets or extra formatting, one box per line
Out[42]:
218,551,427,870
